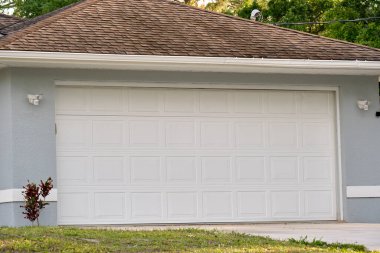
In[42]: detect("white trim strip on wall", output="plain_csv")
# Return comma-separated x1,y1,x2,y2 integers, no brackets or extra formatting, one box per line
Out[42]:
0,189,58,204
347,186,380,198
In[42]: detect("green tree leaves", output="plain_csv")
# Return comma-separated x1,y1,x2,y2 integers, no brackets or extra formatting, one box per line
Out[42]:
12,0,80,18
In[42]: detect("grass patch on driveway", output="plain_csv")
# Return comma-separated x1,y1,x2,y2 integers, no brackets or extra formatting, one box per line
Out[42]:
0,227,374,252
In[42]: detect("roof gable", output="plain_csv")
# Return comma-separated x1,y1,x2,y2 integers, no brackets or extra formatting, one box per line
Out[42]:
0,0,380,61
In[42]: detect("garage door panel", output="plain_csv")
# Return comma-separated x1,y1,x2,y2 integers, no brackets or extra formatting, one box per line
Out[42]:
200,90,229,113
203,192,233,218
302,157,333,184
268,122,298,148
131,192,163,219
129,120,160,147
57,156,90,186
236,156,266,183
166,156,197,184
164,90,196,113
93,156,126,185
94,192,125,220
129,89,160,113
90,87,124,113
56,119,91,148
93,120,124,147
235,122,264,147
200,122,230,147
57,87,337,224
267,91,296,114
201,157,232,184
165,121,196,147
300,92,330,114
271,191,300,217
269,157,299,184
130,156,162,185
59,193,90,221
237,191,267,217
167,192,198,219
234,91,263,113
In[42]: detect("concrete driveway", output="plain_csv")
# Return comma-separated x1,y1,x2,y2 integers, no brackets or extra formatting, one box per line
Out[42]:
105,223,380,251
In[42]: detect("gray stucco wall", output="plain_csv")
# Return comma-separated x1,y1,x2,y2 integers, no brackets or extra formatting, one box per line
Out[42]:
0,67,379,225
0,69,13,190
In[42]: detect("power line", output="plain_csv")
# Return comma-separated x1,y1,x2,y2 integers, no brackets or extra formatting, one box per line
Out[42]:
274,17,380,26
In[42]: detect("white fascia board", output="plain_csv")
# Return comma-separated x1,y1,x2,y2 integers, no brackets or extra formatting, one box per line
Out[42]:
0,189,58,204
0,51,379,75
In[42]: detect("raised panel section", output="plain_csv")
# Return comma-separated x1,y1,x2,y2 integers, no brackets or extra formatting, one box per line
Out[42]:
167,192,197,218
203,192,233,218
200,90,229,113
164,90,195,112
303,157,332,183
59,193,89,220
129,89,159,112
93,157,125,185
90,87,123,112
270,157,298,183
131,193,162,218
93,121,123,146
236,157,265,183
131,157,161,184
94,193,125,219
272,191,300,217
165,121,195,147
234,91,262,113
301,92,329,114
130,121,159,146
305,191,333,217
57,157,88,185
200,122,229,147
237,191,267,217
269,123,297,148
201,157,231,183
166,157,196,184
235,122,264,147
302,123,330,147
56,87,87,112
267,91,296,114
56,119,90,148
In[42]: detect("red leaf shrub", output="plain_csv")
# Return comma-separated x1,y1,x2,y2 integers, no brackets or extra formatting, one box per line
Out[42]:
20,177,53,226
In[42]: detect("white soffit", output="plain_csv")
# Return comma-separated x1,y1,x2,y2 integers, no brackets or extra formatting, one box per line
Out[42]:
0,51,379,75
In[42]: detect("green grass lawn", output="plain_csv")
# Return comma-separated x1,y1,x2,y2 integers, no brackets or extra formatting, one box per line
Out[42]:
0,227,374,253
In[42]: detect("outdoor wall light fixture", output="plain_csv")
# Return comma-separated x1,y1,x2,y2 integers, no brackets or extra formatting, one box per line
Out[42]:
357,100,370,111
27,94,43,106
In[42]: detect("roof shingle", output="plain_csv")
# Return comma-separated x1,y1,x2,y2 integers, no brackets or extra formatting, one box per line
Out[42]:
1,0,380,61
0,13,22,29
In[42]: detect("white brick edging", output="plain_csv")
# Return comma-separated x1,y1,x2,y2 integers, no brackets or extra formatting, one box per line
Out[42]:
347,186,380,198
0,189,58,204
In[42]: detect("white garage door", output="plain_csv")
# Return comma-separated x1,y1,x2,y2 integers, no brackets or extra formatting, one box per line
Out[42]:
56,86,338,225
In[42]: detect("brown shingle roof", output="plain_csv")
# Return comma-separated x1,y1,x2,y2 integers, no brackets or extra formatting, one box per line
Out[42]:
0,0,380,61
0,14,22,29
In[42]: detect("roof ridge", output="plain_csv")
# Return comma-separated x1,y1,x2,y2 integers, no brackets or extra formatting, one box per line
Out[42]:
166,0,380,53
0,0,98,46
